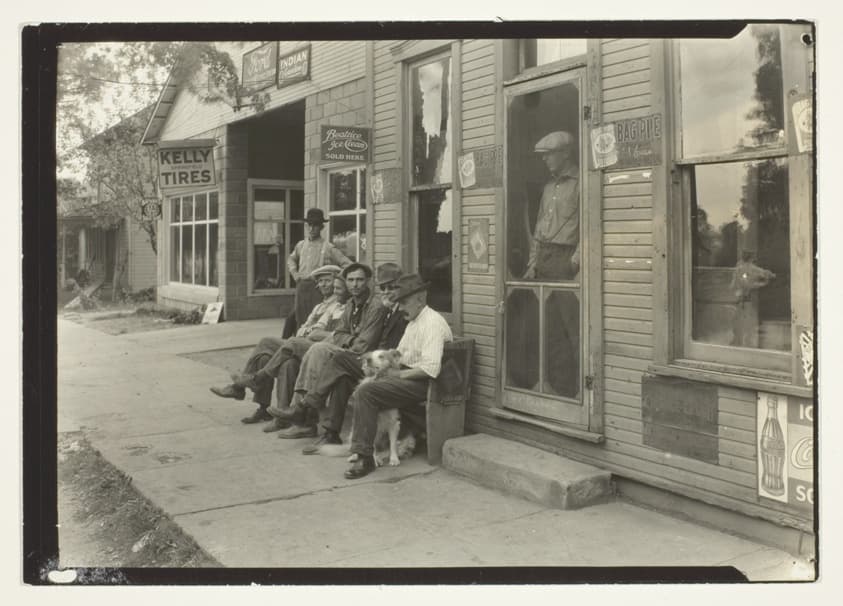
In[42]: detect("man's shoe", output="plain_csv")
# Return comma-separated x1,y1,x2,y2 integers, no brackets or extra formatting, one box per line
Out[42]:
241,408,273,424
270,404,305,422
302,431,342,455
210,385,246,400
231,372,260,391
344,454,376,479
262,417,290,433
277,424,317,439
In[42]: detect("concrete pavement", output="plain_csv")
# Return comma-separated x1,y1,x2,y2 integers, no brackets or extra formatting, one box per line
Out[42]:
57,316,814,579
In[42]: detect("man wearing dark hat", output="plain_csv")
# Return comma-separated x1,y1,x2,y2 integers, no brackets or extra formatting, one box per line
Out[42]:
283,208,352,338
287,262,408,449
524,131,580,281
267,262,389,437
209,264,348,423
344,273,453,479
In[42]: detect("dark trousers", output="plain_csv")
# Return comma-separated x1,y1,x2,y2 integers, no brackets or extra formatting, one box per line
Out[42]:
275,357,301,411
350,377,428,457
536,242,579,397
302,349,365,432
243,337,284,408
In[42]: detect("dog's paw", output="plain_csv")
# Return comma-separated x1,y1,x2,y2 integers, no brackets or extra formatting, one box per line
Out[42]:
388,455,401,466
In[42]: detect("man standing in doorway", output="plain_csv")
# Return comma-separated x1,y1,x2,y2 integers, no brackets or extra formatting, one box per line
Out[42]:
523,130,580,398
283,208,352,338
523,131,580,281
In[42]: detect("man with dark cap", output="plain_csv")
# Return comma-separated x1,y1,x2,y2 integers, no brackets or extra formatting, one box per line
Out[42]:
282,208,352,338
344,273,453,479
289,262,407,450
523,130,580,397
524,131,580,281
267,262,388,438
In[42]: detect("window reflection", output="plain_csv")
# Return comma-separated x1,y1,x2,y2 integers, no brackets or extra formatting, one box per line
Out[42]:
411,57,452,186
691,159,791,350
680,24,784,157
418,189,452,313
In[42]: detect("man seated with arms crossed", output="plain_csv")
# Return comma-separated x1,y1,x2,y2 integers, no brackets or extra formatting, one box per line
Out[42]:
267,262,388,437
344,273,453,479
270,263,407,444
209,265,348,424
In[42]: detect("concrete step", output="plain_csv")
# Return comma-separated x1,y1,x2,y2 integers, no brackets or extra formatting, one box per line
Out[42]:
442,433,613,510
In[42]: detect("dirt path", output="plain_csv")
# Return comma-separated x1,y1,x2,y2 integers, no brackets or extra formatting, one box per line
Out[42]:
57,433,219,569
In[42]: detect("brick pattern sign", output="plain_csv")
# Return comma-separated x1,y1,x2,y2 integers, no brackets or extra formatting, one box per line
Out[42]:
642,374,719,463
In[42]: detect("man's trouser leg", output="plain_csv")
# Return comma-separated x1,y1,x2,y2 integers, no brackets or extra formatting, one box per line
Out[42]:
274,357,301,411
303,349,364,420
245,337,284,409
350,377,428,457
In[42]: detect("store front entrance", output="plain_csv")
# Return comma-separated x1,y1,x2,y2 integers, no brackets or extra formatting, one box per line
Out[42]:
501,68,591,428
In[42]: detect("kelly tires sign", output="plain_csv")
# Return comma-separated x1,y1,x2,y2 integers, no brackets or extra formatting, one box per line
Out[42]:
157,140,216,192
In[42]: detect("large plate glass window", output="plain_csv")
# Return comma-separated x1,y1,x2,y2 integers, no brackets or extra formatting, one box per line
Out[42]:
168,191,219,287
248,181,304,292
326,166,367,264
675,24,813,377
409,53,453,313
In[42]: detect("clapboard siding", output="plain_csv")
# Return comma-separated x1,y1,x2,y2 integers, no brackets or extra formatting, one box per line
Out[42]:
160,41,365,141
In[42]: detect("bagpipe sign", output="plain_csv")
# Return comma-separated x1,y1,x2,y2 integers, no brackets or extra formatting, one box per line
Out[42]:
157,140,216,191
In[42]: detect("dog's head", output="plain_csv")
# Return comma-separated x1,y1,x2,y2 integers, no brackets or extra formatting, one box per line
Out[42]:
360,349,402,378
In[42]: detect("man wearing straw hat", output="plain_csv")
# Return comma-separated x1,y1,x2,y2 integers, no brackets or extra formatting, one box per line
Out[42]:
282,207,352,338
343,273,453,479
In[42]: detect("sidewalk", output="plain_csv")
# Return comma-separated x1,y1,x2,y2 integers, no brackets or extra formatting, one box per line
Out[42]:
57,317,813,578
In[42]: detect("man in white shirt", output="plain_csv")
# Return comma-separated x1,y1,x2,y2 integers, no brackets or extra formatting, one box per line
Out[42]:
344,273,453,479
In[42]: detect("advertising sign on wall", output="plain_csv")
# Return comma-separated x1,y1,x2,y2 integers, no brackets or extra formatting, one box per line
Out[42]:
590,114,663,170
278,45,311,87
157,140,216,191
756,393,814,512
242,42,278,94
321,125,371,163
468,218,489,273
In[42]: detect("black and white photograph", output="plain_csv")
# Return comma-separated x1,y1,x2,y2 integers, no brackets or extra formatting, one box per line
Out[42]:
18,14,829,589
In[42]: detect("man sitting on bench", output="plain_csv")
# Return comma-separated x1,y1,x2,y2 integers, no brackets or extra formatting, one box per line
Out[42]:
344,273,453,479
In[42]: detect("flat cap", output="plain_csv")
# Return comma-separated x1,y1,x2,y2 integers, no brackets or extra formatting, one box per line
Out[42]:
310,264,342,280
534,131,574,153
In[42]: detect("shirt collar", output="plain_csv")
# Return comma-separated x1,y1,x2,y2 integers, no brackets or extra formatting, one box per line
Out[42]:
550,165,579,183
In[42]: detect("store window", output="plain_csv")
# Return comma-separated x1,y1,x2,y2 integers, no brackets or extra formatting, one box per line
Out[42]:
249,181,305,292
169,191,219,287
520,39,587,71
326,166,367,263
674,24,812,375
409,53,453,313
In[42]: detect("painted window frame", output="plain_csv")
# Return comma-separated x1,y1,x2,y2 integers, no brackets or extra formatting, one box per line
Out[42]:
321,164,368,264
167,189,219,288
664,25,814,386
246,178,305,296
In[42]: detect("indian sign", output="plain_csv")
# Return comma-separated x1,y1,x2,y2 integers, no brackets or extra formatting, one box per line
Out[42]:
321,125,371,163
242,42,278,93
278,45,310,87
157,140,216,191
591,113,663,170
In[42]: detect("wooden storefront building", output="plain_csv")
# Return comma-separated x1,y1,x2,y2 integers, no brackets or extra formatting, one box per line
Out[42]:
143,31,816,551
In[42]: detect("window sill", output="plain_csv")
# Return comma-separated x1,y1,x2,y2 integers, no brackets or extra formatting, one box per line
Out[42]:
489,407,604,443
248,289,295,297
649,362,813,399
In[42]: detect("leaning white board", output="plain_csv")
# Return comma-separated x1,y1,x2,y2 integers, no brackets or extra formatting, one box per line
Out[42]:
202,302,224,324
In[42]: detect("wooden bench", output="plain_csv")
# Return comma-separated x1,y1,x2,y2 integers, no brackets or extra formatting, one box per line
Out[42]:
402,337,475,465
